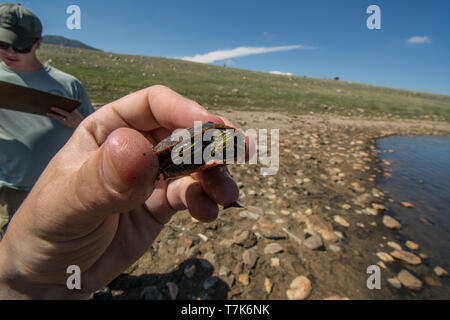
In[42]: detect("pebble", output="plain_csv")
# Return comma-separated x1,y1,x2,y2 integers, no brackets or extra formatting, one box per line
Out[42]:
401,202,414,208
242,248,258,268
264,243,284,255
382,215,402,229
376,252,395,263
387,278,402,289
333,215,350,227
198,233,209,242
425,276,442,287
328,245,341,253
390,250,422,265
184,264,196,278
355,193,372,207
264,278,273,294
306,215,338,241
271,258,280,267
387,241,402,251
405,240,419,250
342,204,351,210
397,270,423,291
166,282,178,300
238,273,249,286
433,266,448,277
257,218,287,239
286,276,312,300
304,234,323,250
233,229,257,248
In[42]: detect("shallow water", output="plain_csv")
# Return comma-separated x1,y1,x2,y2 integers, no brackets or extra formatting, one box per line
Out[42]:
377,135,450,297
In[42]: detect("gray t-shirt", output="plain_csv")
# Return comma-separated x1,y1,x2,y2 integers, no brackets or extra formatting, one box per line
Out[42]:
0,62,95,191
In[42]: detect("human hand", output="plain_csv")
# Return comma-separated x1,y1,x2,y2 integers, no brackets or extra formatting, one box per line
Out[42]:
46,107,84,128
0,85,239,299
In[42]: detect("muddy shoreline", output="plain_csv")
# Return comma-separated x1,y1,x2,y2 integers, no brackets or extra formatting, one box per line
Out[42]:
94,112,450,300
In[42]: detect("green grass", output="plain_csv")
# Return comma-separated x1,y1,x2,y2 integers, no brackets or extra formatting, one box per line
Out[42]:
37,44,450,121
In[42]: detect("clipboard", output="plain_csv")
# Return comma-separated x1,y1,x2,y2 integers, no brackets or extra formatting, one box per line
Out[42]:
0,80,81,116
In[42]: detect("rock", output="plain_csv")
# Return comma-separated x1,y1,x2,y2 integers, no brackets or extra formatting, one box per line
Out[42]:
405,240,419,250
286,276,312,300
242,248,258,268
372,203,386,211
238,273,249,286
434,266,448,277
391,250,422,265
304,234,323,250
271,258,280,267
257,218,287,239
333,215,350,227
264,278,273,294
184,264,196,278
387,278,402,289
306,215,338,241
376,252,395,263
355,193,371,208
327,245,341,253
264,243,284,255
425,276,442,287
377,261,387,269
166,282,178,300
397,270,423,291
382,215,402,229
401,202,414,208
364,207,379,216
233,229,257,248
219,239,235,248
387,241,402,251
342,204,351,210
420,217,433,226
204,252,216,266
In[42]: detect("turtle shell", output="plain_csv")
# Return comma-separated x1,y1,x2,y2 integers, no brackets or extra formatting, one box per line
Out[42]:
155,122,245,179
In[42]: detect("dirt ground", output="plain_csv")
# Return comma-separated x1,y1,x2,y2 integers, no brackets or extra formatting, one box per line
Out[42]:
93,111,450,300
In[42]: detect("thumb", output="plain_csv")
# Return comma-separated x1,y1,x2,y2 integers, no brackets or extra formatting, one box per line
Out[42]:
72,127,159,224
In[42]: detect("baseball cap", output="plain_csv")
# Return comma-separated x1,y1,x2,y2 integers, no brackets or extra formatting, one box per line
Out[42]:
0,3,42,49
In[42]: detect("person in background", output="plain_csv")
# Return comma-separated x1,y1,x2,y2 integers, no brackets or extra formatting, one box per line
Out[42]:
0,3,95,238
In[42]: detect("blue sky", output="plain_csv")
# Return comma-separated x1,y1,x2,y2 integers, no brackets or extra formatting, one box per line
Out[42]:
17,0,450,95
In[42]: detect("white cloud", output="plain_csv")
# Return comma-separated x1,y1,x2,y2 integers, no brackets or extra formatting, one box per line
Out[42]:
407,36,432,44
270,71,293,76
181,45,315,64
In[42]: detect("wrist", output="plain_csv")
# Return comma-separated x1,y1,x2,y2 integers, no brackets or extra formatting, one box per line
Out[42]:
0,238,91,299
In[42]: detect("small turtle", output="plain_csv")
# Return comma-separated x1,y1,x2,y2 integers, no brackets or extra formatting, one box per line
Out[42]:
154,122,246,208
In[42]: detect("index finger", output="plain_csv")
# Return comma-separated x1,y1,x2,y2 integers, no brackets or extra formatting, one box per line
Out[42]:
82,85,224,146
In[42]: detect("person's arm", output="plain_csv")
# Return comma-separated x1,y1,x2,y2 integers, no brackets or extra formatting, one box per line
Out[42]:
0,85,239,299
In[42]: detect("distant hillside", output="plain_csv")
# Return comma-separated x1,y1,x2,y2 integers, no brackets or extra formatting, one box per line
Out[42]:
42,35,101,52
37,44,450,121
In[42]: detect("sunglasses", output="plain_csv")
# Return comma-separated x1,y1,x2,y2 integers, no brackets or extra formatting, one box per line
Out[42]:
0,39,36,54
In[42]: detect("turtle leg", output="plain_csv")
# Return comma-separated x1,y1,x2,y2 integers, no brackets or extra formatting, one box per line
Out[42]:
223,201,244,210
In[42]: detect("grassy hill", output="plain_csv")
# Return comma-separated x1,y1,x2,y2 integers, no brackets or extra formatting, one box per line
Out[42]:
37,44,450,121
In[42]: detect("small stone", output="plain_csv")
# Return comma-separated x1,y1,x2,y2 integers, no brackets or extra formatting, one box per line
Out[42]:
382,215,402,229
342,204,351,210
333,215,350,227
286,276,312,300
434,266,448,277
242,248,258,268
372,203,387,211
257,218,287,239
387,241,402,251
233,229,257,248
420,217,433,226
304,234,323,250
327,245,341,253
364,207,379,216
387,278,402,289
264,243,284,255
376,252,395,263
271,258,280,267
264,278,273,294
397,270,422,291
204,252,216,266
425,276,442,287
405,240,419,250
306,215,338,241
355,193,371,207
184,264,196,278
391,250,422,265
305,208,313,215
166,282,178,300
219,239,234,248
419,253,428,259
198,233,208,242
238,273,249,286
401,202,414,208
377,261,387,269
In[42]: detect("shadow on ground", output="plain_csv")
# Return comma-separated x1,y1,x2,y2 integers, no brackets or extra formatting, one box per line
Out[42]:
93,258,230,300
